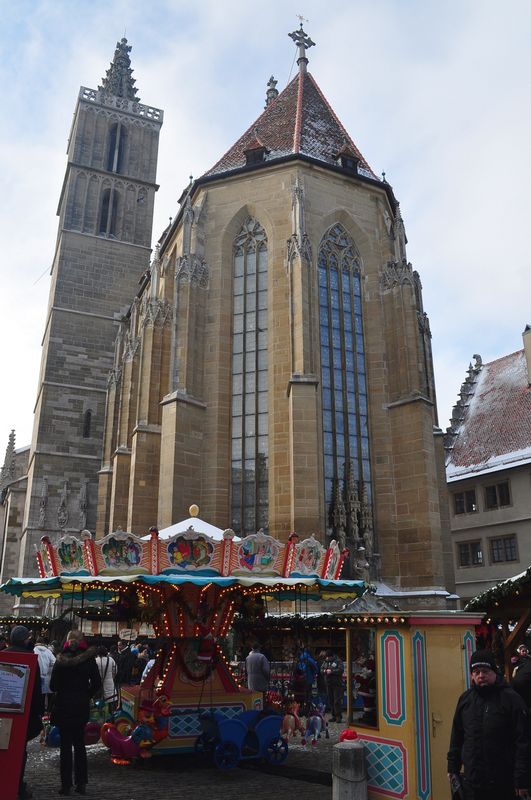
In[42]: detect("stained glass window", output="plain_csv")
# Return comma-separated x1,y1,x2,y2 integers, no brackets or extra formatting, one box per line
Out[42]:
231,218,268,535
318,223,372,509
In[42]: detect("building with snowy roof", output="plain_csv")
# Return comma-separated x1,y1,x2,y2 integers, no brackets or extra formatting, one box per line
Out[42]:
445,327,531,605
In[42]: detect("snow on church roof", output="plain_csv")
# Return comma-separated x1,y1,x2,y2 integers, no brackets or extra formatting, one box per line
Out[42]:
203,69,377,180
446,349,531,481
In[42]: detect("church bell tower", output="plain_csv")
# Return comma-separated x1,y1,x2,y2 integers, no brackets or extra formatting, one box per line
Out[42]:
18,39,163,583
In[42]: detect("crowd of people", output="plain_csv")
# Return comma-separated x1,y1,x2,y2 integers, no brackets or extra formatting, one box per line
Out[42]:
0,626,156,799
244,643,346,721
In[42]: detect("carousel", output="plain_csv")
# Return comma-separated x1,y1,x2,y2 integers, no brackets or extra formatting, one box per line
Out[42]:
0,507,366,765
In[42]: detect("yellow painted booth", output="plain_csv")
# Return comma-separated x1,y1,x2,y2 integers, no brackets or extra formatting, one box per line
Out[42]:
240,610,482,800
343,611,482,800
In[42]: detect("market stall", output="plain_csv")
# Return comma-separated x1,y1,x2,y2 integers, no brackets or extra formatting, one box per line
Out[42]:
234,608,482,800
465,565,531,677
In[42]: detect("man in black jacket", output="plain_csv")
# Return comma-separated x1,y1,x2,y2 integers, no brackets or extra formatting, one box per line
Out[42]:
447,649,531,799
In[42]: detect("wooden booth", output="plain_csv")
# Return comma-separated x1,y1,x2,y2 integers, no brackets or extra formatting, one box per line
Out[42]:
466,565,531,679
242,609,482,800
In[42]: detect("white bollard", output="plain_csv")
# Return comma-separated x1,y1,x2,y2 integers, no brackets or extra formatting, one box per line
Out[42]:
332,740,368,800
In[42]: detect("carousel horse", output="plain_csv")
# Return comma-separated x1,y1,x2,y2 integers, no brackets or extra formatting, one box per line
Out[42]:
302,701,328,746
281,699,305,740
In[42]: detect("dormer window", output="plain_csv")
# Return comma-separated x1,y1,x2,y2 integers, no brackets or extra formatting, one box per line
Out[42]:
340,155,359,172
245,146,268,165
335,142,360,174
244,130,269,166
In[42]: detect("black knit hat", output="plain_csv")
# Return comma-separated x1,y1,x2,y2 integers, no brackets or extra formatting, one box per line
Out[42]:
10,625,31,646
470,649,497,672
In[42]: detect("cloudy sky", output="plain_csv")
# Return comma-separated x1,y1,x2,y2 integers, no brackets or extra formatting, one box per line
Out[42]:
1,0,529,455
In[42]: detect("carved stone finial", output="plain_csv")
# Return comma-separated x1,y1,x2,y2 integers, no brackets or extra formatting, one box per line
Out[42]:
331,477,347,551
393,203,407,262
57,480,69,529
79,481,88,531
288,23,315,73
265,76,279,108
99,38,139,102
287,177,312,267
150,244,162,299
38,478,48,529
0,429,16,490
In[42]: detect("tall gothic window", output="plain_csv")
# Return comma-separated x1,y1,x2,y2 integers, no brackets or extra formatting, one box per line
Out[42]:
98,188,119,236
319,224,372,521
230,218,268,535
106,123,127,173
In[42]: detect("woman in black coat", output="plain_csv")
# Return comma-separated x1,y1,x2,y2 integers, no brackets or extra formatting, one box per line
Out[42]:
50,630,102,795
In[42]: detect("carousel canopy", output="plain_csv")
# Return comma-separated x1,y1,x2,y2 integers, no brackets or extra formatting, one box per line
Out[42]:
0,573,367,601
3,509,368,604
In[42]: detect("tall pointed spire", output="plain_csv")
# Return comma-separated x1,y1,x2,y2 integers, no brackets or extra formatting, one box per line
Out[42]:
99,38,139,102
288,22,315,74
0,429,16,490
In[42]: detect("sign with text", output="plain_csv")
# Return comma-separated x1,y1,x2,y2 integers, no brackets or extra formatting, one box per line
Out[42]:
0,661,31,713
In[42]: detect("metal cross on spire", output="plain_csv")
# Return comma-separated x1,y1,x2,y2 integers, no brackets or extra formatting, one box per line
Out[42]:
288,19,315,74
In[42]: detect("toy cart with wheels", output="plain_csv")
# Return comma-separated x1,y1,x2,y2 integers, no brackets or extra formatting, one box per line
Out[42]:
196,709,288,770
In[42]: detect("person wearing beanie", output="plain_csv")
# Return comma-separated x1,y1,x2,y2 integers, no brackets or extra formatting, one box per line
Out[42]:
5,625,45,800
447,649,531,799
49,629,102,795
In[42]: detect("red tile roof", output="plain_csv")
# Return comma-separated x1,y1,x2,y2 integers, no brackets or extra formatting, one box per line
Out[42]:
203,71,377,179
447,350,531,477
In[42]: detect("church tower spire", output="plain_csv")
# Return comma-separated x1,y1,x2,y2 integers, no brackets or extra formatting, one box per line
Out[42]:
288,21,315,74
99,37,139,101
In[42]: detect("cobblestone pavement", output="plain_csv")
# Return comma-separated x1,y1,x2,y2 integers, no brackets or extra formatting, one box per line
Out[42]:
24,723,347,800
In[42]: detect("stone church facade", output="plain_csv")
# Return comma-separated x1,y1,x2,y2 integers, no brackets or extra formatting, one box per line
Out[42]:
0,29,454,612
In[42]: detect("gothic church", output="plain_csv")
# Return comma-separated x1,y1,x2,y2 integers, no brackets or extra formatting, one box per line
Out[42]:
0,30,454,612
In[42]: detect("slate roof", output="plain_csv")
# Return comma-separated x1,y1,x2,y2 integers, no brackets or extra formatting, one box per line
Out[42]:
446,349,531,480
203,70,377,180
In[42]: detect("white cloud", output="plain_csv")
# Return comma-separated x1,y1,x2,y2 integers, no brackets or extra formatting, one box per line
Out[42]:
0,0,530,454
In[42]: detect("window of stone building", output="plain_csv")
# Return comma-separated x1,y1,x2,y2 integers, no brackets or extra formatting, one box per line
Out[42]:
484,481,511,510
458,540,483,567
349,627,377,727
490,534,518,563
98,188,120,237
82,409,92,439
230,217,268,535
318,224,372,528
106,123,127,174
453,489,477,515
